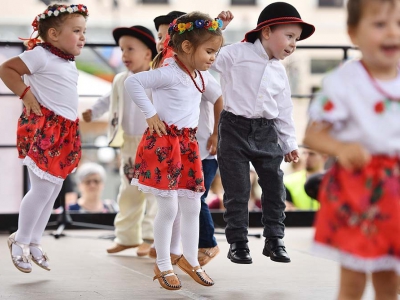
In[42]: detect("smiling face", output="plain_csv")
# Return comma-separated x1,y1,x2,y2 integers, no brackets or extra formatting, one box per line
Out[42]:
156,24,169,54
119,35,152,73
50,14,86,56
348,0,400,77
261,23,302,60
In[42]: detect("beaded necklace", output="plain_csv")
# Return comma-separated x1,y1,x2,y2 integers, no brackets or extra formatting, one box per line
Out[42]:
360,60,400,102
174,55,205,93
35,42,75,61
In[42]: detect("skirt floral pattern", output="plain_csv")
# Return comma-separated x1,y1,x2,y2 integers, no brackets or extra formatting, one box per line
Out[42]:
313,155,400,274
17,105,81,184
131,124,205,198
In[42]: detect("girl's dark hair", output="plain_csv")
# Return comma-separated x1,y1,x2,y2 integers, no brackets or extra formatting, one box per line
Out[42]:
153,11,223,69
36,4,87,41
347,0,396,27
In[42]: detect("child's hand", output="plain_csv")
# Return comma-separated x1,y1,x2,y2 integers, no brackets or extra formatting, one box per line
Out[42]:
217,11,234,30
336,143,370,170
284,149,300,163
147,114,167,137
82,109,92,122
22,90,42,116
206,133,218,155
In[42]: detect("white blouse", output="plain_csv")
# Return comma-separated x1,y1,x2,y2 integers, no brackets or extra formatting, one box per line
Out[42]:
211,39,297,154
309,60,400,156
124,58,220,129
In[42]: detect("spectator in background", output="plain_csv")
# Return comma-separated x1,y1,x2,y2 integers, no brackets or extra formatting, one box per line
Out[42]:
284,146,328,211
69,162,118,213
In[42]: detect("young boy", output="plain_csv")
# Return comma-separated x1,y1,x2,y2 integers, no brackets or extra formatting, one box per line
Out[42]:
214,3,315,264
150,11,223,266
82,25,158,256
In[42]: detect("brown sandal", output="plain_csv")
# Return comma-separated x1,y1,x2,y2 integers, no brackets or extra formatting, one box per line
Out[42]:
176,255,214,286
198,245,220,266
153,264,181,290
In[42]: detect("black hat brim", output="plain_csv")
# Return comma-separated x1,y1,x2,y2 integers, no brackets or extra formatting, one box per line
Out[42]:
113,27,157,59
154,11,186,31
244,19,315,43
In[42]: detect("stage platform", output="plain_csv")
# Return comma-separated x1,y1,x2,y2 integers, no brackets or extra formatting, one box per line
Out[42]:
0,228,388,300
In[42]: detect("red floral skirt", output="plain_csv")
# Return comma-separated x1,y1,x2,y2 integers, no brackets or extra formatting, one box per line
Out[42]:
17,105,81,185
313,155,400,274
131,124,205,198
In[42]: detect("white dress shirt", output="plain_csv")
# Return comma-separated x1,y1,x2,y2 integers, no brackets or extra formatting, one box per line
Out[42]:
211,39,297,154
309,60,400,156
124,58,220,130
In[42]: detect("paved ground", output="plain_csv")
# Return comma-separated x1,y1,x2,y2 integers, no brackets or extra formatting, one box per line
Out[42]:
0,228,393,300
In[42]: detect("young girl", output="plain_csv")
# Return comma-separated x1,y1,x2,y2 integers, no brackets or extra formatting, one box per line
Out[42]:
303,0,400,299
0,4,88,273
124,12,223,290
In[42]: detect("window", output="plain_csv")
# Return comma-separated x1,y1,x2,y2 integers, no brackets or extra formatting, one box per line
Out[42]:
231,0,256,5
311,59,341,74
318,0,344,7
141,0,168,3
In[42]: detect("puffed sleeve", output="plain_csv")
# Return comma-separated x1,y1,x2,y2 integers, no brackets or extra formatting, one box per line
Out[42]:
18,46,48,74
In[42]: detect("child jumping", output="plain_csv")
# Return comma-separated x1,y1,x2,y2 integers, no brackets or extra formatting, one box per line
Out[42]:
124,11,223,290
82,25,158,257
304,0,400,299
214,2,315,264
0,3,88,273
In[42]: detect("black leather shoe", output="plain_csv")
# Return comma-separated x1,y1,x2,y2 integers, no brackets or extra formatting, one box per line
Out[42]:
227,242,252,264
263,238,291,263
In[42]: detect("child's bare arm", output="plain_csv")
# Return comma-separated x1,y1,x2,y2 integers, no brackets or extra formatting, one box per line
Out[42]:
207,96,223,155
0,57,42,116
304,121,370,170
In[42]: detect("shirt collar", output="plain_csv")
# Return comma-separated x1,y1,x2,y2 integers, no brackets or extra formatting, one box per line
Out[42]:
253,39,278,62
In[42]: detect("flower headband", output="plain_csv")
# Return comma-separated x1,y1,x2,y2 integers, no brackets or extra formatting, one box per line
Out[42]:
169,18,223,35
32,4,89,31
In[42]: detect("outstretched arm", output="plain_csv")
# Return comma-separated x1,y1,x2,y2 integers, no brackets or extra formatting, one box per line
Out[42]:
0,57,42,116
217,11,234,30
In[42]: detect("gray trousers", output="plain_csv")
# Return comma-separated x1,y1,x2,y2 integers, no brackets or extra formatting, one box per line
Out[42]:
217,110,286,244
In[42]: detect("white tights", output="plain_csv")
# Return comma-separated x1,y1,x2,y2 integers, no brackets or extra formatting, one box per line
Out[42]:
154,194,201,272
13,169,62,257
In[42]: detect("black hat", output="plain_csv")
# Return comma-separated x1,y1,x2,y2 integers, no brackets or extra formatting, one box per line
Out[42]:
153,11,186,31
243,2,315,43
112,25,157,59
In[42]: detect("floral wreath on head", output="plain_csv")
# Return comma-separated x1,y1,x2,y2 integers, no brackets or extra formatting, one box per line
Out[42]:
32,4,89,31
168,18,223,35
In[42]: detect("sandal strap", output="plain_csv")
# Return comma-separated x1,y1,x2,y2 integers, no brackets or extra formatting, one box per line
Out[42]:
153,269,174,281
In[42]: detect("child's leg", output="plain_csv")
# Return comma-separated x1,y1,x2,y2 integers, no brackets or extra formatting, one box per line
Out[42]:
170,206,182,256
15,169,61,245
338,267,366,300
371,270,398,300
178,194,201,267
154,195,179,272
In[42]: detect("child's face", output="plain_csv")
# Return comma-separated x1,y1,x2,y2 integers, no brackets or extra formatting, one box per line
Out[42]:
157,24,169,54
192,36,223,71
261,24,302,60
53,14,86,56
348,1,400,73
119,36,152,73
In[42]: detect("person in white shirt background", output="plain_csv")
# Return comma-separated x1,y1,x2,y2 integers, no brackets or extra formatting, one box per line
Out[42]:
150,10,223,267
81,25,158,257
0,3,88,273
124,11,224,290
214,3,315,265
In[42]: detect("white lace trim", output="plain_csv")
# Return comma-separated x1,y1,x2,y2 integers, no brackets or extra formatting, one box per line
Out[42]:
131,178,203,199
164,57,205,88
22,156,64,185
312,242,400,275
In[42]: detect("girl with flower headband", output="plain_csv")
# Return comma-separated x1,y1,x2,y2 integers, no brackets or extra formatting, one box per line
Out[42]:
0,3,88,273
124,11,223,290
304,0,400,298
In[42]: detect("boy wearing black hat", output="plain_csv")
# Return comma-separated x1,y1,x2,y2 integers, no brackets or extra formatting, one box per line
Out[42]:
213,3,315,264
149,11,223,266
82,25,158,257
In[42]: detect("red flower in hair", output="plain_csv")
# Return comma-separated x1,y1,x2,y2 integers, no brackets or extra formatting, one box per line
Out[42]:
323,100,334,111
374,101,385,114
203,20,212,29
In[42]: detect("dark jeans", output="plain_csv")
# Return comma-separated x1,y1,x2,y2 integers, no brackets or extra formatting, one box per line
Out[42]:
199,158,218,248
217,110,286,244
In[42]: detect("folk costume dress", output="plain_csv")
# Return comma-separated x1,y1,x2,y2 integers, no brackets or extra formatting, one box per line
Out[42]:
17,44,81,185
309,60,400,274
124,57,219,199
